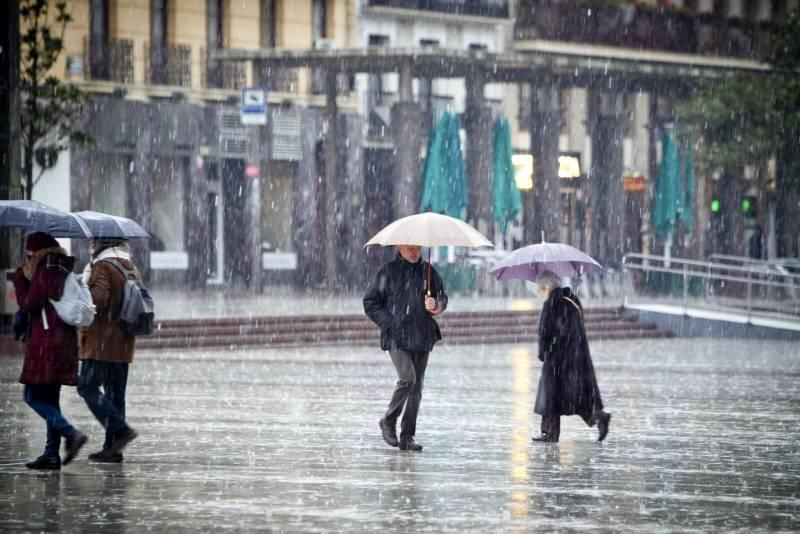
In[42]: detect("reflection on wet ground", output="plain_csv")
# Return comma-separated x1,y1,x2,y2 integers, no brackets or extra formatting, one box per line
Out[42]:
1,338,798,531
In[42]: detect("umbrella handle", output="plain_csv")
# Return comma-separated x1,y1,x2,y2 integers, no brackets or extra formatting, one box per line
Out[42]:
426,248,432,297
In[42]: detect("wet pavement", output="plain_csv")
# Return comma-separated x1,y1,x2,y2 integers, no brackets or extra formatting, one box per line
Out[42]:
1,337,799,531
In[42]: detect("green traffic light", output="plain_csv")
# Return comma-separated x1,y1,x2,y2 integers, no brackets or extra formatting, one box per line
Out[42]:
711,199,720,213
742,198,752,214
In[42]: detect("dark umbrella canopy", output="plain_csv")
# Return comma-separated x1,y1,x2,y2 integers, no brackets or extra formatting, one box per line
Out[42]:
0,200,91,238
73,211,150,239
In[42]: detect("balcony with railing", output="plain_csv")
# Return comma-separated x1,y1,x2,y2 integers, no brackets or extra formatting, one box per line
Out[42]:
83,37,135,82
514,0,773,59
145,43,193,87
367,0,509,18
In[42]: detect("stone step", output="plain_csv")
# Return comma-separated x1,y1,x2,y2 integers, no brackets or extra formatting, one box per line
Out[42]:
153,307,628,330
136,322,672,350
144,318,659,342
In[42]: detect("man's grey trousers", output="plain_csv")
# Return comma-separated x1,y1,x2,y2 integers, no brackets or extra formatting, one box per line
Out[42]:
385,346,430,440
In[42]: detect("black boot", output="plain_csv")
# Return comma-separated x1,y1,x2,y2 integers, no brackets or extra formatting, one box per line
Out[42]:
379,418,399,447
398,437,423,452
532,432,558,443
108,427,137,454
88,450,124,463
25,455,61,470
63,430,88,466
597,412,611,442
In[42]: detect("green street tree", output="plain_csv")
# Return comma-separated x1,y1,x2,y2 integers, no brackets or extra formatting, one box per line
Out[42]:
678,10,800,257
19,0,91,201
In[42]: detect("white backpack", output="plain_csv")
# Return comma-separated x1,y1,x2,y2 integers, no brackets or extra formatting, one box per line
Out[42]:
42,273,96,329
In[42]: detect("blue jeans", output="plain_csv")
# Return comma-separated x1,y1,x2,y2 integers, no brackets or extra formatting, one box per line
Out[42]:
77,360,129,450
23,384,76,457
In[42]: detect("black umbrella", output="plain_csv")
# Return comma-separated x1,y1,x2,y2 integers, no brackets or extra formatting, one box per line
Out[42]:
0,200,92,238
73,210,150,239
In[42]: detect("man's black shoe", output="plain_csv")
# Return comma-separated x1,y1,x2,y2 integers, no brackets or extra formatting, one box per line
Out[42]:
88,450,124,463
63,431,88,466
25,455,61,470
108,427,137,455
598,412,611,442
532,433,558,443
379,418,399,447
398,438,423,452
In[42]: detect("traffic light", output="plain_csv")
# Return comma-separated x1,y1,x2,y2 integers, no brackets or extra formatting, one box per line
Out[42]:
742,196,757,218
711,199,720,214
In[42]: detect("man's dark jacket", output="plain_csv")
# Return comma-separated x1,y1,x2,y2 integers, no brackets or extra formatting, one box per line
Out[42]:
534,287,603,419
363,253,448,353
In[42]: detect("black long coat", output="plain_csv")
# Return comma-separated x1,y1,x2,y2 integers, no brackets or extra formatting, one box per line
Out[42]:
534,287,604,419
363,253,448,353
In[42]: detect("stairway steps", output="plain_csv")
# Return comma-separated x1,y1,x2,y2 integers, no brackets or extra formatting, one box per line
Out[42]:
146,319,655,340
134,307,673,350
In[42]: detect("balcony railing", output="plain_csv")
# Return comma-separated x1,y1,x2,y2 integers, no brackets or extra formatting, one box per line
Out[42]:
109,39,134,83
368,0,509,18
145,43,193,87
514,0,773,59
83,37,134,82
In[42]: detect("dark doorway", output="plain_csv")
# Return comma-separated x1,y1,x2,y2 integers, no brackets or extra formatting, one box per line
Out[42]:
222,158,248,286
207,191,219,279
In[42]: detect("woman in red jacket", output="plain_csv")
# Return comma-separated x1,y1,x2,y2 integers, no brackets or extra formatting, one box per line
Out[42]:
13,232,87,470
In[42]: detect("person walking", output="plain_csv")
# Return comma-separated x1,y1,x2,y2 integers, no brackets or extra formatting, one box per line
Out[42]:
77,238,138,462
364,245,448,452
13,232,88,470
532,271,611,443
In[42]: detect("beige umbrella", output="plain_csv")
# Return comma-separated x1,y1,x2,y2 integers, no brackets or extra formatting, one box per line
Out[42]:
364,212,492,249
364,212,492,295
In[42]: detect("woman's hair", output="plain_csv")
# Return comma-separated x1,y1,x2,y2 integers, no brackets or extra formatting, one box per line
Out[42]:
535,270,561,290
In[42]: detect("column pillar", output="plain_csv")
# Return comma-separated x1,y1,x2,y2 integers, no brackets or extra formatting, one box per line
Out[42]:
527,80,561,244
0,0,21,270
245,61,270,291
324,69,338,288
185,102,209,289
338,113,365,290
128,109,153,282
391,60,422,219
465,75,493,236
589,91,625,266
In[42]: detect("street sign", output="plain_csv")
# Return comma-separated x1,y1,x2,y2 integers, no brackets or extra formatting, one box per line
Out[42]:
241,88,268,125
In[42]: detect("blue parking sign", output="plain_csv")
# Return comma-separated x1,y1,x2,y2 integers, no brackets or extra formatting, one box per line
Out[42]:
241,88,267,125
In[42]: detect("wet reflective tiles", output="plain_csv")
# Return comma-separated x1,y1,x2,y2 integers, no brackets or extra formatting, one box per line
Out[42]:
1,338,798,531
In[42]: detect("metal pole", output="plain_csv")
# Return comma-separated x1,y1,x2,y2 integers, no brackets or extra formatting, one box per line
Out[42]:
746,263,753,323
682,263,689,315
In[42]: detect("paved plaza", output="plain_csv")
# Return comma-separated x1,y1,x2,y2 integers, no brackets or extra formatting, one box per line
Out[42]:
1,337,799,531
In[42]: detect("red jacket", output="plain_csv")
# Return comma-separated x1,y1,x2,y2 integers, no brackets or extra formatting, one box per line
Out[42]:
13,249,79,385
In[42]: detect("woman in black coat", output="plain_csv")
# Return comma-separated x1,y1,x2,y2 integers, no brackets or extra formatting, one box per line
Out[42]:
532,271,611,443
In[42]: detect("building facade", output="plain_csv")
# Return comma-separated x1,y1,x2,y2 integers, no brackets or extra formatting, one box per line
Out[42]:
26,0,798,295
33,0,364,290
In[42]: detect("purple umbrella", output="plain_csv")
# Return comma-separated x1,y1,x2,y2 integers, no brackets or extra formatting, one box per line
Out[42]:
489,242,602,281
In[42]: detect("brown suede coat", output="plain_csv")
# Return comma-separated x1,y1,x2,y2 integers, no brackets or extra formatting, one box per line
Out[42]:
79,258,136,363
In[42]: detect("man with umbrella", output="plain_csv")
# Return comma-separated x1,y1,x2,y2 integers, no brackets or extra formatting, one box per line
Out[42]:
363,244,447,452
363,212,491,451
